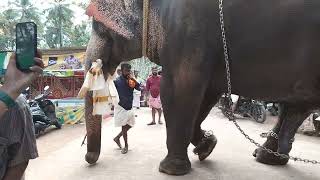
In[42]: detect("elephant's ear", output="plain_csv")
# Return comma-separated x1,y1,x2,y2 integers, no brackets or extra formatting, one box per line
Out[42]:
86,0,140,39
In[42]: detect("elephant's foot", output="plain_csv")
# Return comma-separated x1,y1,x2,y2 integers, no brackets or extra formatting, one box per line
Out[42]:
159,156,191,176
253,137,289,165
193,131,217,161
85,152,100,164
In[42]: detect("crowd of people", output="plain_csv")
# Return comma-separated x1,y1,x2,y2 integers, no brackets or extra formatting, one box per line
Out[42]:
0,51,164,179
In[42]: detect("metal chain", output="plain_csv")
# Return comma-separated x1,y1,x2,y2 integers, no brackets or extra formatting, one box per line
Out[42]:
218,0,320,164
260,130,295,143
218,0,234,120
233,120,320,164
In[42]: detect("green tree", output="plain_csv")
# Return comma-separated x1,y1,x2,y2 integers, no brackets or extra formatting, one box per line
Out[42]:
11,0,41,24
44,0,74,48
0,0,42,50
67,22,90,47
0,9,19,50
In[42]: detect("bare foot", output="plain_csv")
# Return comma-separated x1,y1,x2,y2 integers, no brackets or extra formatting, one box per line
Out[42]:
147,122,156,126
121,147,128,154
113,138,122,149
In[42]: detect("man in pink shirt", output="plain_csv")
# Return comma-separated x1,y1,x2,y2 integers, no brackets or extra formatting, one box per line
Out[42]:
146,67,162,125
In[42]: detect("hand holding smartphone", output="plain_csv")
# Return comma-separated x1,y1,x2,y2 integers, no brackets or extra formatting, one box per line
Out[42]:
16,22,37,71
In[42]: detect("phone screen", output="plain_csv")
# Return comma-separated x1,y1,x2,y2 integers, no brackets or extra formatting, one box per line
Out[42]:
16,22,37,71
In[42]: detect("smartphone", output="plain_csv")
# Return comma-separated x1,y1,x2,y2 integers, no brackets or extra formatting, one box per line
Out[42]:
16,22,37,71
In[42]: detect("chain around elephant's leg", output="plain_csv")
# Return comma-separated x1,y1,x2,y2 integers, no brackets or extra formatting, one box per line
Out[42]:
193,130,218,161
277,105,310,157
254,104,310,165
253,104,284,164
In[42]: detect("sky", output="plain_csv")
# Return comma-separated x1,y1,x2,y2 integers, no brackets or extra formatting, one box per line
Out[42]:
0,0,90,25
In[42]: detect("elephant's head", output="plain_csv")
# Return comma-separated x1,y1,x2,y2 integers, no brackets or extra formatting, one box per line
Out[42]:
84,0,145,164
85,0,144,75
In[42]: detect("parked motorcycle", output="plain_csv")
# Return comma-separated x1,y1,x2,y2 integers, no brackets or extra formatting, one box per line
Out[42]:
265,102,280,116
219,95,267,123
28,86,62,136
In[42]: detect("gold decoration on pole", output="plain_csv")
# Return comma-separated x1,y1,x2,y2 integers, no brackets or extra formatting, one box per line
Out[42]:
142,0,149,58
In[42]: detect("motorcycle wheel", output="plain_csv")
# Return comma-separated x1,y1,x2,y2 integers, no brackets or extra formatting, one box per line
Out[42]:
252,104,267,123
34,124,41,137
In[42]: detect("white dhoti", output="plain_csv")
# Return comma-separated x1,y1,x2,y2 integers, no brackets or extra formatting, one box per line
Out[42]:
114,105,135,127
133,90,141,108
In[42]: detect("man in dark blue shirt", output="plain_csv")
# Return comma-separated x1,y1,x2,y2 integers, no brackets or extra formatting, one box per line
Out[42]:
113,63,140,154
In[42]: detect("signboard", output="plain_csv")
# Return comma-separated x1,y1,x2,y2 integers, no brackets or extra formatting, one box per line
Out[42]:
43,52,86,71
0,51,13,75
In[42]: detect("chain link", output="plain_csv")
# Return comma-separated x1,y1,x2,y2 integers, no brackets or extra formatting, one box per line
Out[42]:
260,130,295,143
218,0,234,120
218,0,320,165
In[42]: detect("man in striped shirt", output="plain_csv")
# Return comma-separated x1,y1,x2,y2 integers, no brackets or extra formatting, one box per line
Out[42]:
0,94,38,180
0,53,43,180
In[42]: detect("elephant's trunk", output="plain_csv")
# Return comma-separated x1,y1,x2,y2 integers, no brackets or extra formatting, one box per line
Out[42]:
85,91,102,164
83,26,113,164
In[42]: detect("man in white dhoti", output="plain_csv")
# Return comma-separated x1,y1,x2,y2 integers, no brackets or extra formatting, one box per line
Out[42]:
113,64,141,154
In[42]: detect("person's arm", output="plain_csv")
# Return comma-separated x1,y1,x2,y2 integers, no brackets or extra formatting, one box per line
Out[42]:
0,99,8,118
133,79,142,91
145,79,151,99
146,78,150,92
0,85,18,118
0,53,43,119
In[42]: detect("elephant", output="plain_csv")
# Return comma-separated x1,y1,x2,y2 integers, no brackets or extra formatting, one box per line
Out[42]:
84,0,320,176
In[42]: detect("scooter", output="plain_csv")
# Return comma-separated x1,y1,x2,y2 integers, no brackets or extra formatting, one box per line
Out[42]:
28,86,62,136
265,103,280,116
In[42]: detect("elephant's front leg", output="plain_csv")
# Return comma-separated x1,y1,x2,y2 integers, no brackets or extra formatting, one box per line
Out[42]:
191,92,220,161
159,70,209,175
85,92,102,164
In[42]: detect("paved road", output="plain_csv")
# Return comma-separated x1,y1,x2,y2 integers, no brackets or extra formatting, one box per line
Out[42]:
26,107,320,180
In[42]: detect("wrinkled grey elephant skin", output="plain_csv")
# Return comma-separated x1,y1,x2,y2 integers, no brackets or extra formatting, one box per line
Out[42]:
84,0,320,176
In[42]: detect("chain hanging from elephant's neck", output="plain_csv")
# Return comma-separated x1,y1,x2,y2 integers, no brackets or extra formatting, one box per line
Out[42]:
219,0,234,120
142,0,149,58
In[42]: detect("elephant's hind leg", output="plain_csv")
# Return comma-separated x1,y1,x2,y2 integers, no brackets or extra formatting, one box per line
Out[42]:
253,104,284,164
254,104,310,165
